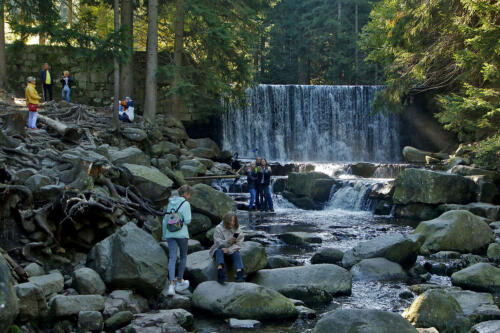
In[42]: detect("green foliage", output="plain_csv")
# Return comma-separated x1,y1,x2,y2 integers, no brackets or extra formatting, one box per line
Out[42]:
473,135,500,171
7,326,22,333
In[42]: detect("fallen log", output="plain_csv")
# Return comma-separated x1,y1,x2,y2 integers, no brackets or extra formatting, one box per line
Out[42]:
184,175,240,180
38,114,80,142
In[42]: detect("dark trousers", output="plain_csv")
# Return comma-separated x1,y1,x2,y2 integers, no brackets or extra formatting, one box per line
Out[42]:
214,248,244,271
262,185,274,210
43,84,53,101
256,184,266,209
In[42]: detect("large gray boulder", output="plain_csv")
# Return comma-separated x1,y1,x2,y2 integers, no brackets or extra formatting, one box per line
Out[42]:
351,258,407,281
189,138,220,159
193,281,298,320
151,141,181,157
185,241,267,285
278,232,322,246
439,203,500,221
393,169,476,204
50,295,105,317
402,289,470,333
28,271,64,296
311,248,344,265
189,184,235,222
122,164,173,204
14,282,48,321
0,256,19,331
313,309,417,333
251,264,351,304
414,210,494,254
487,243,500,261
287,172,330,197
402,146,432,163
342,233,420,269
110,147,150,166
103,290,149,317
125,309,193,332
73,267,106,295
87,222,169,296
471,320,500,333
189,213,212,236
447,290,500,324
451,263,500,293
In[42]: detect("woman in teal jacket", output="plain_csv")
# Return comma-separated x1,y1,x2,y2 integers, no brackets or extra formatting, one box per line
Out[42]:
163,185,194,296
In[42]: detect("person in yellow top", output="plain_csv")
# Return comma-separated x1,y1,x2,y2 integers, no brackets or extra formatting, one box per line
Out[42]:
39,63,53,101
25,77,41,129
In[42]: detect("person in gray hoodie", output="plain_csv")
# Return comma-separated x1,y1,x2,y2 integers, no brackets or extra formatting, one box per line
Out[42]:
162,185,194,296
209,212,245,283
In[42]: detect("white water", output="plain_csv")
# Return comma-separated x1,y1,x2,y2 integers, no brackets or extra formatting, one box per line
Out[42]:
222,85,401,162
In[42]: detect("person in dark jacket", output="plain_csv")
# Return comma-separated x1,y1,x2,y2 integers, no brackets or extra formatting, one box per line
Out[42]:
60,71,74,102
39,63,53,101
259,159,274,212
255,157,263,209
247,162,258,211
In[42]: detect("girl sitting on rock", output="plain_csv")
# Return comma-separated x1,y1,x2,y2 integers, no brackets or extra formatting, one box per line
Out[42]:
163,185,194,296
209,212,245,283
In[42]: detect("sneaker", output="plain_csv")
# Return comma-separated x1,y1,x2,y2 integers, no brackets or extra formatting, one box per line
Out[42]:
217,268,227,284
235,270,245,283
167,284,175,296
175,279,190,291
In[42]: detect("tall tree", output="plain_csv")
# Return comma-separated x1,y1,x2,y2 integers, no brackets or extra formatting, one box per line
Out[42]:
120,0,134,98
0,0,5,89
144,0,158,122
113,0,120,130
171,0,184,116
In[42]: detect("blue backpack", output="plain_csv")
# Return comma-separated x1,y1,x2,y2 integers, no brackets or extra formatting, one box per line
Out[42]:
164,200,187,233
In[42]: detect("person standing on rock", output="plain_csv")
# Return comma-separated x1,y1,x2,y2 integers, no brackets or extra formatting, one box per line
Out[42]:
255,156,264,209
247,162,258,211
259,159,274,212
39,63,53,101
162,185,194,296
60,70,73,102
209,212,245,283
25,77,41,129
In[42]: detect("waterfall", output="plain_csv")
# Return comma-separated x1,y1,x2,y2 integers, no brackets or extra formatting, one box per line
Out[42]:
327,180,375,211
222,85,401,162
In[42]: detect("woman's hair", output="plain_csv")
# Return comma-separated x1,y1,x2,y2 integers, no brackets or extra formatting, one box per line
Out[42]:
262,159,268,166
178,184,194,197
63,70,69,75
222,212,238,230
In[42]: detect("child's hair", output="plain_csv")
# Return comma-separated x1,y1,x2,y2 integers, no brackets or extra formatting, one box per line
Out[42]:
63,70,69,75
178,185,194,197
222,212,238,230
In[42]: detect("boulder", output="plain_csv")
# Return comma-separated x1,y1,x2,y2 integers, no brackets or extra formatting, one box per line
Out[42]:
349,162,379,178
151,141,181,157
311,248,344,265
73,267,106,295
393,169,476,204
229,318,262,329
287,172,330,197
122,128,147,142
25,174,52,192
450,165,500,179
179,164,204,178
158,292,192,311
28,271,64,296
122,164,173,204
191,138,220,158
164,127,189,142
414,210,494,254
126,309,193,331
467,175,500,204
266,255,301,268
110,147,150,166
189,213,212,236
342,233,421,269
103,290,149,316
402,146,432,163
185,242,267,285
395,204,440,221
14,282,48,321
351,258,407,281
78,311,103,331
190,184,235,222
282,191,318,210
24,263,45,277
487,243,500,261
278,232,322,246
187,239,202,253
439,203,500,221
87,222,169,296
272,178,288,193
50,295,105,317
313,309,417,333
192,281,298,320
402,289,470,333
104,311,134,331
471,320,500,333
451,263,500,293
310,179,339,202
251,264,351,303
179,159,207,173
447,290,500,324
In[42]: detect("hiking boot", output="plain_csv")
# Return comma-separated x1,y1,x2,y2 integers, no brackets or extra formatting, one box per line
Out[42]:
217,268,227,284
175,279,190,291
235,270,245,282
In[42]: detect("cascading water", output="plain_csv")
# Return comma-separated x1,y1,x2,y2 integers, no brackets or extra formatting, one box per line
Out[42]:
222,85,401,162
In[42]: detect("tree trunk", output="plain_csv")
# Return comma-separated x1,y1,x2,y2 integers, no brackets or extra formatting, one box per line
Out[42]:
354,2,358,84
144,0,158,122
38,114,79,142
120,0,134,98
0,0,6,89
113,0,120,131
172,0,185,117
39,34,46,45
68,0,72,26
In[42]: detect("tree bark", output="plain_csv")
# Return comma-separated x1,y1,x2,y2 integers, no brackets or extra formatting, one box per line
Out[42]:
120,0,134,98
0,0,6,89
144,0,158,122
38,114,80,141
113,0,120,131
172,0,184,117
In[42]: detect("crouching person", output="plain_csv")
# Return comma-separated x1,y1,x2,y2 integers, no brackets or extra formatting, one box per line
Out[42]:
209,212,245,283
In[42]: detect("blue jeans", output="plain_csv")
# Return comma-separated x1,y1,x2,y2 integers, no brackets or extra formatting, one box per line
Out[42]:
263,185,274,210
62,85,70,102
214,248,244,271
166,238,188,281
249,188,256,209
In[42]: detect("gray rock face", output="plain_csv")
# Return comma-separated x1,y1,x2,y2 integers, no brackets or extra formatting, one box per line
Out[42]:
152,141,181,157
126,309,194,332
122,163,173,204
185,242,267,285
487,243,500,261
311,248,344,265
50,295,105,317
402,289,470,333
342,233,420,268
313,309,417,333
402,146,432,163
78,311,103,331
15,282,48,321
28,271,64,296
447,290,500,324
122,128,147,142
251,264,351,303
439,202,500,221
105,311,134,331
87,222,169,296
103,290,149,316
351,258,407,281
190,184,235,221
189,213,213,236
451,263,500,293
24,263,45,277
193,281,298,320
0,256,19,332
414,210,494,254
471,320,500,333
287,172,330,197
110,146,150,166
278,232,322,246
73,267,106,295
